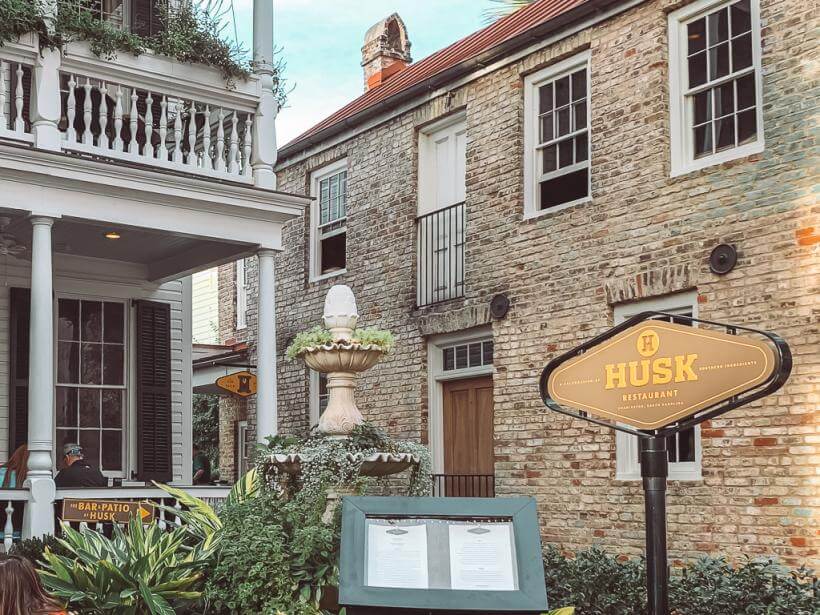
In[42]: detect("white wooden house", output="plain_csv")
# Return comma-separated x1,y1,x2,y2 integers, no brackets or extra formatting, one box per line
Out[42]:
0,0,307,542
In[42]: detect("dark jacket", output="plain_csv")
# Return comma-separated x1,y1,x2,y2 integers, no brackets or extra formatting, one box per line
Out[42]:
54,460,107,488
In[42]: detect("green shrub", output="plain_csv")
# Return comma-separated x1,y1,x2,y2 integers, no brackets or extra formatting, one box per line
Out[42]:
40,519,207,614
204,488,339,614
9,534,69,566
285,325,395,360
544,546,818,615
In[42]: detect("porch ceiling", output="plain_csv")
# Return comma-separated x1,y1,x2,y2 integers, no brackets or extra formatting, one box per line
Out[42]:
0,211,255,281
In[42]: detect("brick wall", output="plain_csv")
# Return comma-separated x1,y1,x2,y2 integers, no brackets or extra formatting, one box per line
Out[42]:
220,0,818,566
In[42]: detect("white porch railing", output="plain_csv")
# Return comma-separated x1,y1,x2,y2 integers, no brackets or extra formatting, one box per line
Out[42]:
0,489,29,553
55,486,231,533
0,34,273,185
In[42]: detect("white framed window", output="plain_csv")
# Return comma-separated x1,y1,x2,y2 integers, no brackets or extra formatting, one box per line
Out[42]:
55,297,127,477
309,159,348,281
309,371,329,428
669,0,764,176
524,51,591,217
235,258,247,330
614,291,702,481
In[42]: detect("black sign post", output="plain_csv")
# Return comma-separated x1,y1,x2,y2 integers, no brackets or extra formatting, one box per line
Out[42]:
540,312,791,615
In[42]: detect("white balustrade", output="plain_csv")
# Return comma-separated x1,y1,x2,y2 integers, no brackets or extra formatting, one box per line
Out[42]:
0,490,29,553
59,72,255,180
0,59,34,143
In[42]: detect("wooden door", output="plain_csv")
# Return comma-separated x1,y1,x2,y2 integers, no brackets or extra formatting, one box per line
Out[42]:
442,376,494,496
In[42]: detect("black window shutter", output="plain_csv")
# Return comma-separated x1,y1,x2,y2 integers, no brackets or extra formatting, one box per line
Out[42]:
8,288,30,454
130,0,164,37
135,300,173,483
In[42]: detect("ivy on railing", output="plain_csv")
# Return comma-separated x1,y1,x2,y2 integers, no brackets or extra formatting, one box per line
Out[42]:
0,0,285,91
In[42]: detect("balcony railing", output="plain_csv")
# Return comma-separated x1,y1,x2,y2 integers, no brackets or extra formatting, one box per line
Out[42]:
432,474,495,498
417,202,465,307
0,33,269,185
0,489,28,552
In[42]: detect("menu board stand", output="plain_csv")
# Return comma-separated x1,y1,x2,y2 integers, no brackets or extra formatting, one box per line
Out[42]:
339,496,548,614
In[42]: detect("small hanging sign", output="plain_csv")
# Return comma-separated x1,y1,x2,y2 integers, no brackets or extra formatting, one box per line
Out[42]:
62,499,155,524
216,370,257,398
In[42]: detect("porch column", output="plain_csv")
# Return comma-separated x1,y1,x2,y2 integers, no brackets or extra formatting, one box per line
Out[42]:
32,0,61,150
251,0,278,189
23,216,56,539
256,249,277,443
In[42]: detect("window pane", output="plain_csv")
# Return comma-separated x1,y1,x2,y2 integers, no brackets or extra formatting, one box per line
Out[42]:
103,344,124,386
688,51,707,88
731,33,752,71
559,139,574,168
678,427,696,462
56,387,78,428
709,43,730,80
482,341,494,365
715,117,735,151
81,343,102,384
737,108,757,144
737,73,756,109
79,389,101,427
707,8,729,46
694,124,713,157
542,145,557,173
576,133,588,162
58,299,79,341
468,343,482,367
102,390,123,428
573,101,586,130
666,433,678,463
687,17,706,54
104,302,124,343
79,430,100,469
731,0,751,35
557,107,570,136
320,232,346,273
81,301,102,342
571,69,586,101
555,76,569,107
538,83,553,113
715,82,734,118
56,429,78,459
443,347,455,371
693,90,712,125
101,431,122,471
455,345,468,369
540,168,588,209
540,113,553,143
57,341,79,383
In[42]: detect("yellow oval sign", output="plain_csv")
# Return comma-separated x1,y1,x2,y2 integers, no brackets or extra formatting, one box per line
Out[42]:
216,370,257,398
547,320,778,430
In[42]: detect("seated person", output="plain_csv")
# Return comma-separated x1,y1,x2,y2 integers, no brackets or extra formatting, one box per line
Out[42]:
192,443,212,485
0,444,27,488
54,444,107,488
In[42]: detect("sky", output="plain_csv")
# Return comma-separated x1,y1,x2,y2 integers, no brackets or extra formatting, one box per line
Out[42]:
230,1,496,145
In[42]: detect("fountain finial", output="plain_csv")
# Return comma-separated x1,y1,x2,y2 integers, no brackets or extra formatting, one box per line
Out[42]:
323,284,359,342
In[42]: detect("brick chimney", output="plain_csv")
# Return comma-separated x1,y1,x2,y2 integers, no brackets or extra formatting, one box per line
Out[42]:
361,13,412,91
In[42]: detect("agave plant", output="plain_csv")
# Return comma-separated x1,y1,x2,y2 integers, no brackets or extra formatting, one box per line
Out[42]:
40,519,206,615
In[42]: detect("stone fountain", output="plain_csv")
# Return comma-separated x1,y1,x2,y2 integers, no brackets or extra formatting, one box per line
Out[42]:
269,285,419,502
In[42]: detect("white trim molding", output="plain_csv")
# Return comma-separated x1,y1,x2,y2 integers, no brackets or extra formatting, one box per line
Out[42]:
523,50,592,219
309,158,349,283
613,291,703,481
426,327,494,474
668,0,764,176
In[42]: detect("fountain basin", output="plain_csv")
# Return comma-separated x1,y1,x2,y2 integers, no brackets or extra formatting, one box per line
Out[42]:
300,343,384,373
269,452,419,477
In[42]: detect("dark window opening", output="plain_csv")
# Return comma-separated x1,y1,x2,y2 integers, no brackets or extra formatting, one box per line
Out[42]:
539,168,588,209
320,232,346,274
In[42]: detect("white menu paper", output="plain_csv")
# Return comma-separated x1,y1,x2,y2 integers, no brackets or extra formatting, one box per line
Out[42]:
448,523,516,591
366,523,429,589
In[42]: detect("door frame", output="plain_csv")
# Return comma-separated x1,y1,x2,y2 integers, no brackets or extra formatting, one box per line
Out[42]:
426,327,493,474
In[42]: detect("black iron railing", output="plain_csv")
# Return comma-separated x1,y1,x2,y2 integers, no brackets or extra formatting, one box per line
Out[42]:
416,202,465,307
432,474,495,498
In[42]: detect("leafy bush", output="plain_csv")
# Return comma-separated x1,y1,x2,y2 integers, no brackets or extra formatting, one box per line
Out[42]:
544,546,818,615
193,393,220,479
285,324,395,359
9,534,69,566
204,488,339,614
40,519,207,614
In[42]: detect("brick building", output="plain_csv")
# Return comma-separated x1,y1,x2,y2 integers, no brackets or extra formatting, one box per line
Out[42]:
218,0,818,566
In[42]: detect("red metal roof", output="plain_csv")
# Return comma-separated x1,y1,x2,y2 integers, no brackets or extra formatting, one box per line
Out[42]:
281,0,590,154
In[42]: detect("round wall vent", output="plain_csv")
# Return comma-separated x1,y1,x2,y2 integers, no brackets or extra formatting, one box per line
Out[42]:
490,294,510,319
709,244,738,275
